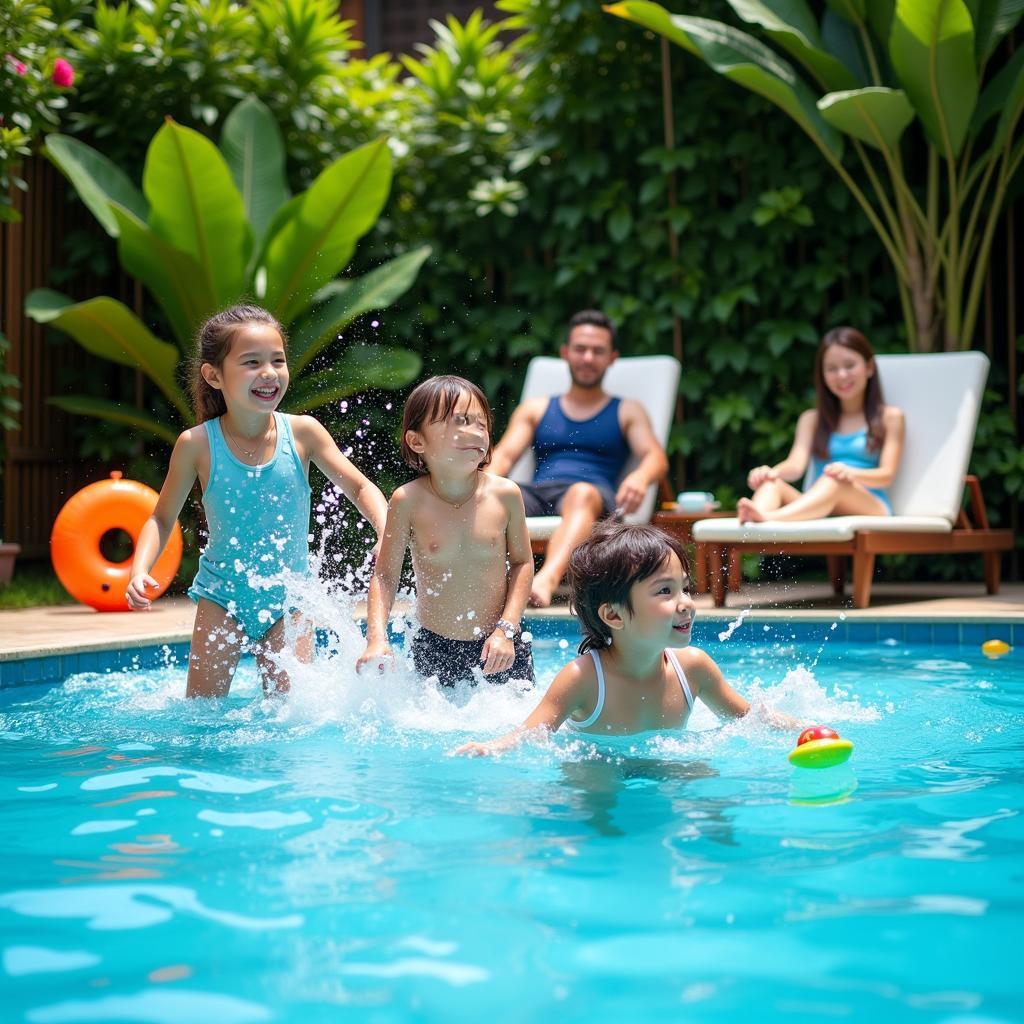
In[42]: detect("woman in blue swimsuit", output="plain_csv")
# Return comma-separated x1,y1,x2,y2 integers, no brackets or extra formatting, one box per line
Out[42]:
738,327,905,524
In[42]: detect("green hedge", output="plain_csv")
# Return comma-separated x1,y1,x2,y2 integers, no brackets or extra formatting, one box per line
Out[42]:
16,0,1022,578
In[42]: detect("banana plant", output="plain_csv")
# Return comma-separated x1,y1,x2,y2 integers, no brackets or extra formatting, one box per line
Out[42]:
26,96,429,442
605,0,1024,352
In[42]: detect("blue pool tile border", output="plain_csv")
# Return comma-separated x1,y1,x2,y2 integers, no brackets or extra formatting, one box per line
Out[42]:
1,617,1021,692
1,641,191,692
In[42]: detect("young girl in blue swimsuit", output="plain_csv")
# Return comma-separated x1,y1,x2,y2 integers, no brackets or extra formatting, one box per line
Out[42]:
126,305,388,698
738,326,905,524
457,523,794,756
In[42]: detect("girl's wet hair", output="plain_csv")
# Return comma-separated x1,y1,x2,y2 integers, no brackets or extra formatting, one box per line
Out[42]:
190,304,287,423
401,375,494,473
812,326,886,458
569,521,690,655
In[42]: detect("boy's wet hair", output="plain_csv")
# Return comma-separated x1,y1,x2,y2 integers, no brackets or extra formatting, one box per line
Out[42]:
401,375,494,474
190,304,287,423
569,521,690,655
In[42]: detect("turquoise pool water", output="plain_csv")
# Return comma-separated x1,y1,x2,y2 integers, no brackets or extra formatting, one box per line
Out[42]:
1,619,1021,1023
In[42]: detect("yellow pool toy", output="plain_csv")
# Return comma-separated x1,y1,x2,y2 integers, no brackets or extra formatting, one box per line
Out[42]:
787,726,854,770
981,639,1011,659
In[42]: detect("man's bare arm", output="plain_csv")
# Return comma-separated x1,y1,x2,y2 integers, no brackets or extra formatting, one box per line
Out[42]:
615,400,669,513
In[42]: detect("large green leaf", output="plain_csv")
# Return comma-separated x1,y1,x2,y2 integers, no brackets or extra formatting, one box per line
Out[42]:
818,87,915,151
48,395,180,444
970,0,1024,61
25,290,190,420
220,96,290,245
143,120,253,307
44,135,148,238
289,246,432,373
865,0,896,47
823,7,873,82
825,0,867,21
605,3,844,160
261,138,393,325
283,345,422,414
890,0,978,156
110,204,217,352
727,0,859,89
972,45,1024,143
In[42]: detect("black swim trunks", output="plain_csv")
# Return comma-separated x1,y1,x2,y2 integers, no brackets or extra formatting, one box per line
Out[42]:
517,478,618,518
411,626,536,687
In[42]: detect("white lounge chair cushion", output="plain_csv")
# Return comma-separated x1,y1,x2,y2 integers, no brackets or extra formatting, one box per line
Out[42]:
523,516,563,541
509,354,681,536
692,515,953,543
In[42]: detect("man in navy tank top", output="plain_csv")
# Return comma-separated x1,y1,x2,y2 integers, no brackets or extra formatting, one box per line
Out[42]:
489,310,668,606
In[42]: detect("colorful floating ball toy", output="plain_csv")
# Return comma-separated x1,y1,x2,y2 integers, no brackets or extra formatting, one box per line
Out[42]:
787,725,853,770
981,639,1011,659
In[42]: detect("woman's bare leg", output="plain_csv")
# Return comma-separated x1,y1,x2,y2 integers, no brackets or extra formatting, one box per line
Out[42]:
740,477,888,523
254,611,314,696
738,479,802,523
186,599,245,698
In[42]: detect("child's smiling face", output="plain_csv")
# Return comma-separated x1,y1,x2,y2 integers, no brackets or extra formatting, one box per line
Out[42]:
406,390,490,472
204,323,289,413
618,552,695,647
821,344,873,404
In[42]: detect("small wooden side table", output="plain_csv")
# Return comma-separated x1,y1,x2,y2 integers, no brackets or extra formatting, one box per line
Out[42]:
650,508,741,594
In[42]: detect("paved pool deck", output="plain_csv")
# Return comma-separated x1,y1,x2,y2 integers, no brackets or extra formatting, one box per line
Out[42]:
2,582,1022,660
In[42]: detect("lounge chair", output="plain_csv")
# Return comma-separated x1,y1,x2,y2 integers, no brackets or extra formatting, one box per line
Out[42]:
506,354,680,549
692,352,1014,608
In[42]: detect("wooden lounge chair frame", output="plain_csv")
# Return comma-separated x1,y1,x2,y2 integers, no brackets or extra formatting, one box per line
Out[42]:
700,474,1013,608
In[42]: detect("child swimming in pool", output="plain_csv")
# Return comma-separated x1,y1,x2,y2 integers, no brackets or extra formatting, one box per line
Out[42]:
126,304,387,698
456,522,795,755
738,326,905,524
356,375,535,686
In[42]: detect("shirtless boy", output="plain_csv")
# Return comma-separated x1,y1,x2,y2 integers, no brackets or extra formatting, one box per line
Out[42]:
356,376,535,686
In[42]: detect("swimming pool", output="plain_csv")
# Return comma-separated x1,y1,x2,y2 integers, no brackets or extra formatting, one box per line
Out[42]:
1,617,1021,1023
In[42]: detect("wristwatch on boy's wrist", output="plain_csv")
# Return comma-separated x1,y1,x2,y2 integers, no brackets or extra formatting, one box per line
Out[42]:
496,618,519,641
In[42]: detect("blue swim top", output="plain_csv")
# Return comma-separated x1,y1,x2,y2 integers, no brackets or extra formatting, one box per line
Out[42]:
189,413,311,638
532,396,630,492
806,427,891,512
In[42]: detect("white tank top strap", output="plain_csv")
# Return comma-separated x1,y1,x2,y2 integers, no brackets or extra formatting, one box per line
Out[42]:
664,648,695,710
565,649,606,731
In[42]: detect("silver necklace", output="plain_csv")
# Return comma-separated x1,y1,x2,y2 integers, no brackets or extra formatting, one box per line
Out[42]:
223,419,274,462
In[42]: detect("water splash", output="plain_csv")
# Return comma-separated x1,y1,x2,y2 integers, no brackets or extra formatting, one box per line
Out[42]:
717,608,749,642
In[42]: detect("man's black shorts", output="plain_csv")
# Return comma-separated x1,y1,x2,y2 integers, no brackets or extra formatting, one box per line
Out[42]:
517,478,618,518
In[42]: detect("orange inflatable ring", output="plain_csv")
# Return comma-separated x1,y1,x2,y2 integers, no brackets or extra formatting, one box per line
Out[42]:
51,471,183,612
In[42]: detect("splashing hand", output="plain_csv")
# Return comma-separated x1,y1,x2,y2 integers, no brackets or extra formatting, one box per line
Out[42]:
356,641,394,675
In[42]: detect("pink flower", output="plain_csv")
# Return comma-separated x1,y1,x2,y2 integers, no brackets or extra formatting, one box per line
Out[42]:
51,58,74,88
5,54,27,75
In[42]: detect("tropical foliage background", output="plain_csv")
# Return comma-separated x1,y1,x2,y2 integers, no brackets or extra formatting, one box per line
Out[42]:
2,0,1021,583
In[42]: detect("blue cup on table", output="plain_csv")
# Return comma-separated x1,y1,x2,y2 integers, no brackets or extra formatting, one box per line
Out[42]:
676,491,718,513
